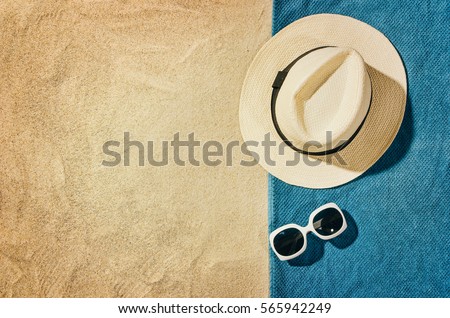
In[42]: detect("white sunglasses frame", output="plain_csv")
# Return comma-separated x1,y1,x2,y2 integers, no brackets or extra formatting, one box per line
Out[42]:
269,202,347,261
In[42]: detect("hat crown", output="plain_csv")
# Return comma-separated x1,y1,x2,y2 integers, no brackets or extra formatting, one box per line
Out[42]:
275,47,372,153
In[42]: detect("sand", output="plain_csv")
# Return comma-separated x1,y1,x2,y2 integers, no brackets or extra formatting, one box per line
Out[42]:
0,0,271,297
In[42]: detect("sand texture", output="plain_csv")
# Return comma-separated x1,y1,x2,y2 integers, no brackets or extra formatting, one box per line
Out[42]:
0,0,271,297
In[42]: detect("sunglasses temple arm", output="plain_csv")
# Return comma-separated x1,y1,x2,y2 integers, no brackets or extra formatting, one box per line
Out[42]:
312,212,343,230
312,219,322,229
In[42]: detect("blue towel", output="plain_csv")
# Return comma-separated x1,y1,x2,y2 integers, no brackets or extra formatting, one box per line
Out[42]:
270,0,449,297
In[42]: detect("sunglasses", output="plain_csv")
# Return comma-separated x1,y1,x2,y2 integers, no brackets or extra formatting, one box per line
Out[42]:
270,203,347,261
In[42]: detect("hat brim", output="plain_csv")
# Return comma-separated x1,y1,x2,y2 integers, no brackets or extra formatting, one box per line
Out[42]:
239,14,407,189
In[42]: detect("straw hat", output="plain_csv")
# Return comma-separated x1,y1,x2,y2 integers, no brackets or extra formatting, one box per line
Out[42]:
239,14,407,188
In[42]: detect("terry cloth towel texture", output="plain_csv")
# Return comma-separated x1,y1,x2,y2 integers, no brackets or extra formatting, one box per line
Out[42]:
270,0,449,297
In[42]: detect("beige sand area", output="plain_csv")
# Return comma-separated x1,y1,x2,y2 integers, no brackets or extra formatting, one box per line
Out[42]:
0,0,271,297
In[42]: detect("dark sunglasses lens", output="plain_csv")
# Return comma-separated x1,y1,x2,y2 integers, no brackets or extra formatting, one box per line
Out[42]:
273,228,304,256
313,207,344,236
